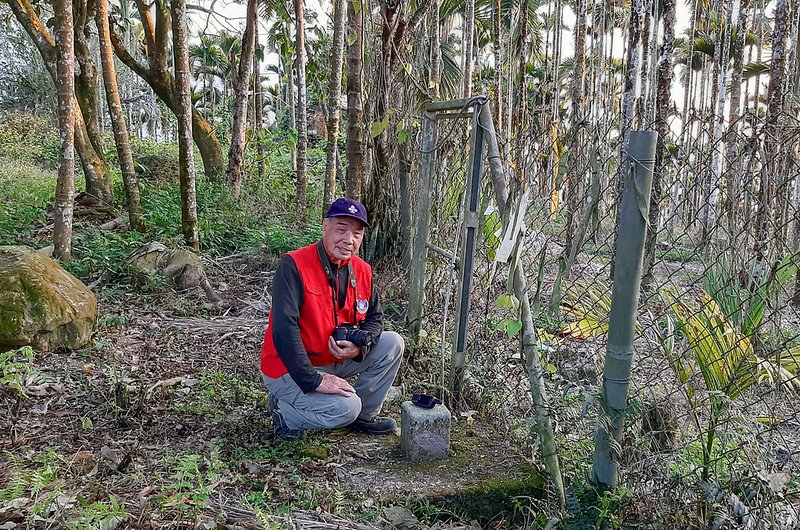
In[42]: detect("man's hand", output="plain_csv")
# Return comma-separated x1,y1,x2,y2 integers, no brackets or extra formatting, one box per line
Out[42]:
316,373,356,396
328,336,361,360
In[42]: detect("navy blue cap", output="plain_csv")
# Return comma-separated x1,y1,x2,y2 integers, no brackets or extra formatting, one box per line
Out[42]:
325,197,369,227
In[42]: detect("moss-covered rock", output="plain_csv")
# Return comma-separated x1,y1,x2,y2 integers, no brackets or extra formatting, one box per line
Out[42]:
0,246,96,351
127,242,220,302
128,241,204,290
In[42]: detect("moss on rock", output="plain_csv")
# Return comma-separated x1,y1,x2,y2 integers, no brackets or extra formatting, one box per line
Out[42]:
0,246,96,351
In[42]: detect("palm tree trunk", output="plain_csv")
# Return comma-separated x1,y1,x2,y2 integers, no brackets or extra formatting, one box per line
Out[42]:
609,0,642,278
284,38,297,176
294,0,309,214
725,0,752,244
53,0,75,262
346,0,365,199
226,0,258,199
642,0,676,289
756,0,790,261
170,0,200,252
95,0,145,232
492,0,504,133
636,0,651,126
430,0,441,98
254,23,265,181
563,0,587,256
462,0,475,98
324,0,347,208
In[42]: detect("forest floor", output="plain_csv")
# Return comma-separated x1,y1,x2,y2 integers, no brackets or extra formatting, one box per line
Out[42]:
1,250,546,530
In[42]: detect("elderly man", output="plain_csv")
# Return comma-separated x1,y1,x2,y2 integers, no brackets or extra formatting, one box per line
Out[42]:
260,198,404,441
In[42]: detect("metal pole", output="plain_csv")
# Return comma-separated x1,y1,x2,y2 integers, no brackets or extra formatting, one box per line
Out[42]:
407,109,438,339
425,98,480,112
592,130,657,490
451,106,484,402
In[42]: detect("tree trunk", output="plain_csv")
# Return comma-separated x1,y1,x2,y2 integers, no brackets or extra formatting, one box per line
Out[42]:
701,0,733,246
399,140,413,266
563,0,587,256
324,0,347,208
284,33,298,177
642,0,676,289
608,0,642,279
492,0,504,133
295,0,309,214
757,0,789,261
254,23,265,181
170,0,200,252
7,0,114,204
53,0,75,262
108,4,225,180
725,0,752,243
462,0,475,98
95,0,145,233
226,0,258,199
345,0,365,199
429,0,441,98
72,1,105,161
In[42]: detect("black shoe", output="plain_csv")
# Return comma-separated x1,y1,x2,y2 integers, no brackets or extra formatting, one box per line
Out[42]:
269,394,304,442
349,416,397,435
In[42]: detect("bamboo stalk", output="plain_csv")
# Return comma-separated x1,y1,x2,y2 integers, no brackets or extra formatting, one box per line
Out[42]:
591,131,657,490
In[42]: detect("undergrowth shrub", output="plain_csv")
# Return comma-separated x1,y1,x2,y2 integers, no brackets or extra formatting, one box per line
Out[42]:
0,158,57,246
64,228,149,281
0,112,59,169
130,137,182,183
140,178,320,256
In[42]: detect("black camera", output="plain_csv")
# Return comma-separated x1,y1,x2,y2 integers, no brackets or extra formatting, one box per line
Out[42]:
332,325,373,348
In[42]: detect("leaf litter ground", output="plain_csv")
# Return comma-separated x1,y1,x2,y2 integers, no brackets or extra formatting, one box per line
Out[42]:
1,253,537,529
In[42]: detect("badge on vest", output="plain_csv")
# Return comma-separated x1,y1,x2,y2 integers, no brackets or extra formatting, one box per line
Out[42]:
356,298,369,314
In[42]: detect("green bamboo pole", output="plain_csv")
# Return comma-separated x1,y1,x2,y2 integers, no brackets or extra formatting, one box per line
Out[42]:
592,131,657,490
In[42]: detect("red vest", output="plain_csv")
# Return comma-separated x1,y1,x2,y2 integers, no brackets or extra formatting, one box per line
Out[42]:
260,243,373,379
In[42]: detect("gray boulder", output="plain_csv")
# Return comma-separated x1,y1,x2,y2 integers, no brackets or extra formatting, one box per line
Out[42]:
128,242,221,303
0,246,96,351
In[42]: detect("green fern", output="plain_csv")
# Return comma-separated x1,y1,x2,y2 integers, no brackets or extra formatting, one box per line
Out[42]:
0,346,34,397
0,451,27,502
330,488,348,515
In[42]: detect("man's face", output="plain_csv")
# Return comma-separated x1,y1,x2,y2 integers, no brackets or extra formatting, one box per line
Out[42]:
322,216,365,266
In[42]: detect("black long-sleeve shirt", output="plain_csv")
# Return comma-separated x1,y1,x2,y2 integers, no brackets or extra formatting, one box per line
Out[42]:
270,242,383,393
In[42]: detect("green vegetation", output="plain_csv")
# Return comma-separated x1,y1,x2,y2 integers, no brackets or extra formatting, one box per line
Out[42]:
0,113,60,169
0,126,321,286
426,473,546,523
1,345,34,398
169,370,264,419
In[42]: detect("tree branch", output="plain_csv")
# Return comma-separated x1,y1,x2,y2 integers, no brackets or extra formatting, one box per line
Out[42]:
134,0,157,60
110,26,152,82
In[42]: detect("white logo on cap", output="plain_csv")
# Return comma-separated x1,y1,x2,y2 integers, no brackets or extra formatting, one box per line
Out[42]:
348,205,358,214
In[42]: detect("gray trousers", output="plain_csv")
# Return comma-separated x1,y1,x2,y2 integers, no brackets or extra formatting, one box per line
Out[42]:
261,331,404,431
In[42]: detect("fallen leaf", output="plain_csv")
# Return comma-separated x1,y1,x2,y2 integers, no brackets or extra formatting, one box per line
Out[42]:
137,485,158,498
758,470,790,493
69,450,96,475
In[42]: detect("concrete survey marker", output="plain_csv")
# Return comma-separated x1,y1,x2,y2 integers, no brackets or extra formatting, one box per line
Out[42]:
400,400,451,462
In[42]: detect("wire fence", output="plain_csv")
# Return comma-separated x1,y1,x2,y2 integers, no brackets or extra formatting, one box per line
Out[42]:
410,103,800,527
